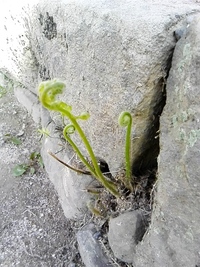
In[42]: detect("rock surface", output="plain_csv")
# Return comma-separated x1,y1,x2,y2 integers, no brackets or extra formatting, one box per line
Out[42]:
21,0,200,173
1,0,199,219
134,15,200,267
77,224,112,267
108,211,146,263
1,1,200,266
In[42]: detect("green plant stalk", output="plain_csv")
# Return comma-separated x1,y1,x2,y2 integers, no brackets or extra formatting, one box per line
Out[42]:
63,122,96,176
61,106,120,197
39,80,120,197
87,202,103,217
118,111,133,189
125,116,132,181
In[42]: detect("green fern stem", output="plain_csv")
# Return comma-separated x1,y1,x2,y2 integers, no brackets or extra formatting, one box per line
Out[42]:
118,111,133,189
38,80,120,197
61,107,120,197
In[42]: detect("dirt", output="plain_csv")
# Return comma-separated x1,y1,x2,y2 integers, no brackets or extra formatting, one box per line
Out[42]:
0,87,84,267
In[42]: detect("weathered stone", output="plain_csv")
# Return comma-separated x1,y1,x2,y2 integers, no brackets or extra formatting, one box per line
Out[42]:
14,85,41,124
40,128,96,219
108,211,146,263
29,0,199,174
1,0,200,219
134,15,200,267
77,224,112,267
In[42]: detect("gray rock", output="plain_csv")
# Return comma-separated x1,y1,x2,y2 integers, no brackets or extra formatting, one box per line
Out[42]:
40,130,96,219
174,27,186,41
77,224,113,267
14,85,41,124
108,210,146,263
134,15,200,267
1,0,200,219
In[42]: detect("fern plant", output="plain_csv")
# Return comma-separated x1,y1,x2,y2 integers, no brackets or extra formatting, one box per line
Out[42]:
38,79,120,197
118,111,133,191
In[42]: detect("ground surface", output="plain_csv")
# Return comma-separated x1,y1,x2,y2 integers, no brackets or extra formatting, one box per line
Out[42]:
0,88,84,267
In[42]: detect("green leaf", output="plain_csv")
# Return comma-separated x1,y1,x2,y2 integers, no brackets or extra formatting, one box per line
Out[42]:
10,137,22,145
38,128,50,137
76,112,90,120
30,152,44,168
0,85,7,98
38,156,44,168
29,167,35,175
4,134,22,145
13,164,28,177
30,151,40,160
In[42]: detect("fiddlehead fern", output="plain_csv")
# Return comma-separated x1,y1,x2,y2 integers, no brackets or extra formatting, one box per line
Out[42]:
38,79,120,197
118,111,133,190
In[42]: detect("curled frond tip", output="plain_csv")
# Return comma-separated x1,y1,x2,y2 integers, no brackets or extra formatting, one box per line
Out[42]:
118,111,132,127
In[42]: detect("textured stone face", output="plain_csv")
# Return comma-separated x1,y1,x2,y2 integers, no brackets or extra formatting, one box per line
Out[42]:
77,224,112,267
29,0,197,173
108,211,146,263
1,0,200,219
135,15,200,267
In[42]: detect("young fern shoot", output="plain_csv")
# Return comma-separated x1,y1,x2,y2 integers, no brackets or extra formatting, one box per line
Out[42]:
118,111,133,191
38,79,120,197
